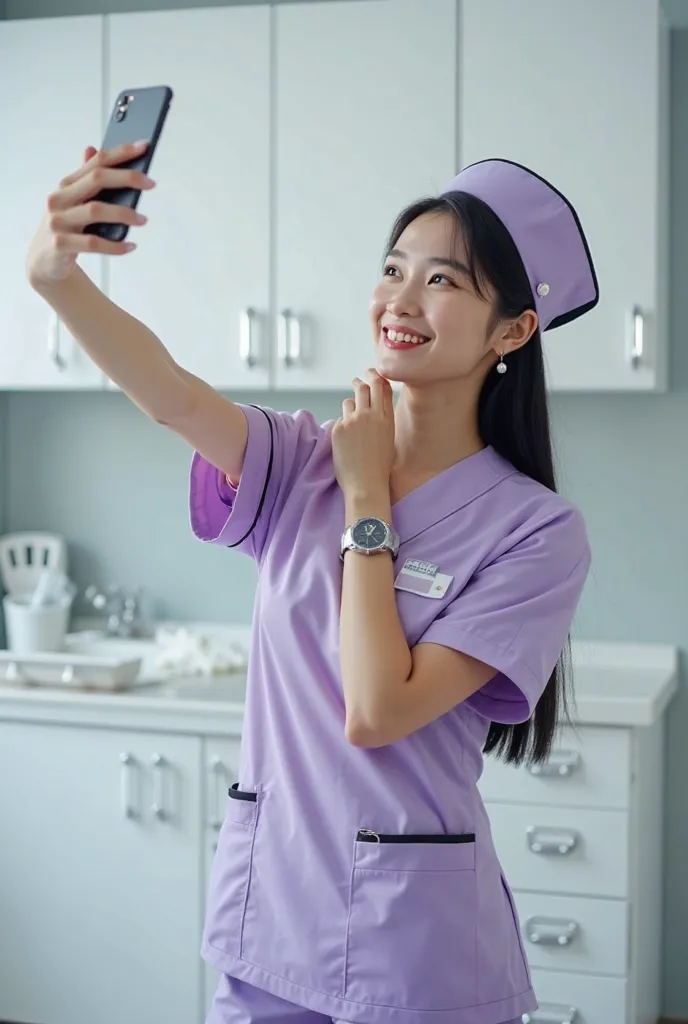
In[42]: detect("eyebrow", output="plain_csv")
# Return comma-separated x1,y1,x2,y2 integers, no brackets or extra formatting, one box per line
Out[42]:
386,248,473,281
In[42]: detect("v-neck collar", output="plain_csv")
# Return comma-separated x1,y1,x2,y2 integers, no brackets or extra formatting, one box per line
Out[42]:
391,446,517,544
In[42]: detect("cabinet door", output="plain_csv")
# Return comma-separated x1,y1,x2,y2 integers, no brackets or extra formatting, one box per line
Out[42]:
0,17,105,390
274,0,457,390
461,0,668,392
0,722,204,1024
202,736,242,1017
106,8,271,390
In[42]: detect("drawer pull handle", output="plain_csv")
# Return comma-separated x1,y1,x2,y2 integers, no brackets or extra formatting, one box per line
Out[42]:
239,307,260,368
278,309,302,368
209,755,229,832
627,304,645,369
525,916,579,947
526,825,579,856
150,753,168,822
523,1005,578,1024
527,749,581,778
119,752,139,821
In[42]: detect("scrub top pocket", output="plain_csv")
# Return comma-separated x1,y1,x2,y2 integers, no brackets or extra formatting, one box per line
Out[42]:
203,784,260,959
344,830,478,1011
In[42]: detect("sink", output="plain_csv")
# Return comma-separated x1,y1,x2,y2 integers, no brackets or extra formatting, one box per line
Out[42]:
64,632,162,681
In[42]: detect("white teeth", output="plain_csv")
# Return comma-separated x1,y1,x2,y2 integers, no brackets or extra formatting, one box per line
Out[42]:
386,329,428,344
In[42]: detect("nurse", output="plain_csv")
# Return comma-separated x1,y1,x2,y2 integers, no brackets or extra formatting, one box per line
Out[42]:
28,153,596,1024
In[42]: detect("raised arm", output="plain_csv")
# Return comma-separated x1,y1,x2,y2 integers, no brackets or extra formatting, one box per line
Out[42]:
27,142,247,481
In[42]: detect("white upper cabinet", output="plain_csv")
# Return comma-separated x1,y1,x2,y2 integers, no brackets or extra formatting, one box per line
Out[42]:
106,7,271,390
460,0,669,392
0,17,105,389
273,0,457,390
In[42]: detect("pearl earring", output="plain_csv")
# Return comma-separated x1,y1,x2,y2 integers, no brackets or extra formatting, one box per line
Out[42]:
496,352,507,375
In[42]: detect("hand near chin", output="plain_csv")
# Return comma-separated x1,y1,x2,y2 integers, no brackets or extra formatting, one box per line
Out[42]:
332,368,395,499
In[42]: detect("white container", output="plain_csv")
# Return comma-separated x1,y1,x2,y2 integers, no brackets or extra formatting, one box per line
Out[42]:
3,596,71,654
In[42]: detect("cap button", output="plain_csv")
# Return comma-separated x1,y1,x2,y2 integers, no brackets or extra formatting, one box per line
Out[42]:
537,283,550,297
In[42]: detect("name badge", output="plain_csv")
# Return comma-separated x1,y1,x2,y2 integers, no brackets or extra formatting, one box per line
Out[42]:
394,559,453,600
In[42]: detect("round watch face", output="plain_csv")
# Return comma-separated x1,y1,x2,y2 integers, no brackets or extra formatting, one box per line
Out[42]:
351,518,387,550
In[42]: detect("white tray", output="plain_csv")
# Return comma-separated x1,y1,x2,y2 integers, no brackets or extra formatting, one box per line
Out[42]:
0,650,143,691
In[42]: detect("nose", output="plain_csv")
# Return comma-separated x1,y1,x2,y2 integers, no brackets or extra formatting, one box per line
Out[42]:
386,278,422,318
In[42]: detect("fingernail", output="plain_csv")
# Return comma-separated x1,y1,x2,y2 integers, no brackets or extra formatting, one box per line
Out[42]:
135,213,148,225
123,242,137,252
134,139,148,147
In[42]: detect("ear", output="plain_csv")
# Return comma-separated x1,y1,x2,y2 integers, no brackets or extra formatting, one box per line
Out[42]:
493,309,539,357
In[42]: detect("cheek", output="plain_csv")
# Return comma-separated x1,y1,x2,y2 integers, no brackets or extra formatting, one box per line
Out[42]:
369,286,387,324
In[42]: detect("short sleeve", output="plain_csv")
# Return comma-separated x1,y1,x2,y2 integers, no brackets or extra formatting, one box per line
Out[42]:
418,506,591,723
189,404,325,562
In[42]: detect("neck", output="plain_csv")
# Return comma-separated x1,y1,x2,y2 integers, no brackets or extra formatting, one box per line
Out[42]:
392,380,485,493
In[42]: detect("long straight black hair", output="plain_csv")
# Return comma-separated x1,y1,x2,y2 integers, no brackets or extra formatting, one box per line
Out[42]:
386,192,571,765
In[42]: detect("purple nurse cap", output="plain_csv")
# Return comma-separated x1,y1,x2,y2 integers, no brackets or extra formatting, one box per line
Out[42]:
441,159,599,332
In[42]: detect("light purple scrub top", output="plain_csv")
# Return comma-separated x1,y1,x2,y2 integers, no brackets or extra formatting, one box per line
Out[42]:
189,404,591,1024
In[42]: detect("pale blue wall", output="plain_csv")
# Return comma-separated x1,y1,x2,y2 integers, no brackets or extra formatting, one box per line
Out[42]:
1,1,687,1014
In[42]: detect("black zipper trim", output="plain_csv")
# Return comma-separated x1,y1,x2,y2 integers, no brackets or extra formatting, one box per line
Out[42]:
357,829,475,844
228,783,258,802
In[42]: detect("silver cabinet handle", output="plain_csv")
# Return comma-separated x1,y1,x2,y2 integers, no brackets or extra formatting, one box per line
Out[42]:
523,1004,578,1024
525,916,579,947
48,312,67,371
278,309,302,368
239,307,259,368
150,753,167,821
526,825,579,856
119,752,139,820
527,749,581,778
209,755,228,832
627,304,645,369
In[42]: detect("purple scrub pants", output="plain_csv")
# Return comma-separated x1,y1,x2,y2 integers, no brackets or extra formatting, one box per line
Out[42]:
207,974,522,1024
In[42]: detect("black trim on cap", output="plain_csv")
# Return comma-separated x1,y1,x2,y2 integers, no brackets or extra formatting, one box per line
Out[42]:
451,158,599,332
226,405,275,549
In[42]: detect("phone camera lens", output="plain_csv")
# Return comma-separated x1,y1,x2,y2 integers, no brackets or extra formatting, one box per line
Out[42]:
115,102,127,122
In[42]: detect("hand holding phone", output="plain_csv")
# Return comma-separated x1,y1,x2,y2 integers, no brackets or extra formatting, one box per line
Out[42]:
84,85,173,242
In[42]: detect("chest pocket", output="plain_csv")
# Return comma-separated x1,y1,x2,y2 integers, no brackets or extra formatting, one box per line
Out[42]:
344,829,478,1010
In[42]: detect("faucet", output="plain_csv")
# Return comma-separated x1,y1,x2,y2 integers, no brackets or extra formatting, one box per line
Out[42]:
84,584,146,638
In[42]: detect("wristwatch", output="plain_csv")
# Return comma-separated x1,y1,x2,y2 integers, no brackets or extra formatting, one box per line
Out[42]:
340,517,400,561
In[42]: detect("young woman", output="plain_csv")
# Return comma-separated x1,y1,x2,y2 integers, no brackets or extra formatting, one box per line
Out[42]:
28,149,596,1024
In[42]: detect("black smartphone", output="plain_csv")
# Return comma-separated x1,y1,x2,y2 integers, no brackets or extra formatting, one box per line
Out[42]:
84,85,173,242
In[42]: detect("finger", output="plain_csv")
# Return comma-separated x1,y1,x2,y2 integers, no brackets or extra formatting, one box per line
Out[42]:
49,201,147,233
52,231,137,257
352,377,371,410
48,166,155,213
61,140,149,189
365,368,387,411
341,398,356,420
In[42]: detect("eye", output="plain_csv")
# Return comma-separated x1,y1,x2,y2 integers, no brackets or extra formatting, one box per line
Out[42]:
383,264,400,278
429,272,455,286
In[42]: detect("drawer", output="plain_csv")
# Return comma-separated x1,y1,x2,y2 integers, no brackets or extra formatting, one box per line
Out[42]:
528,969,627,1024
513,891,628,976
487,803,629,898
479,726,631,810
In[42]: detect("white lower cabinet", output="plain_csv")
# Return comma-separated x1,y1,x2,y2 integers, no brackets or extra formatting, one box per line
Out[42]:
481,719,665,1024
526,971,627,1024
0,720,210,1024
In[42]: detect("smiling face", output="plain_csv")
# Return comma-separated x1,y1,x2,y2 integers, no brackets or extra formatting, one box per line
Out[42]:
370,208,531,387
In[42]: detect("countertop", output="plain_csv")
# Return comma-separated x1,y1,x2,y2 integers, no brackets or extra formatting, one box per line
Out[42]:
0,635,679,737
